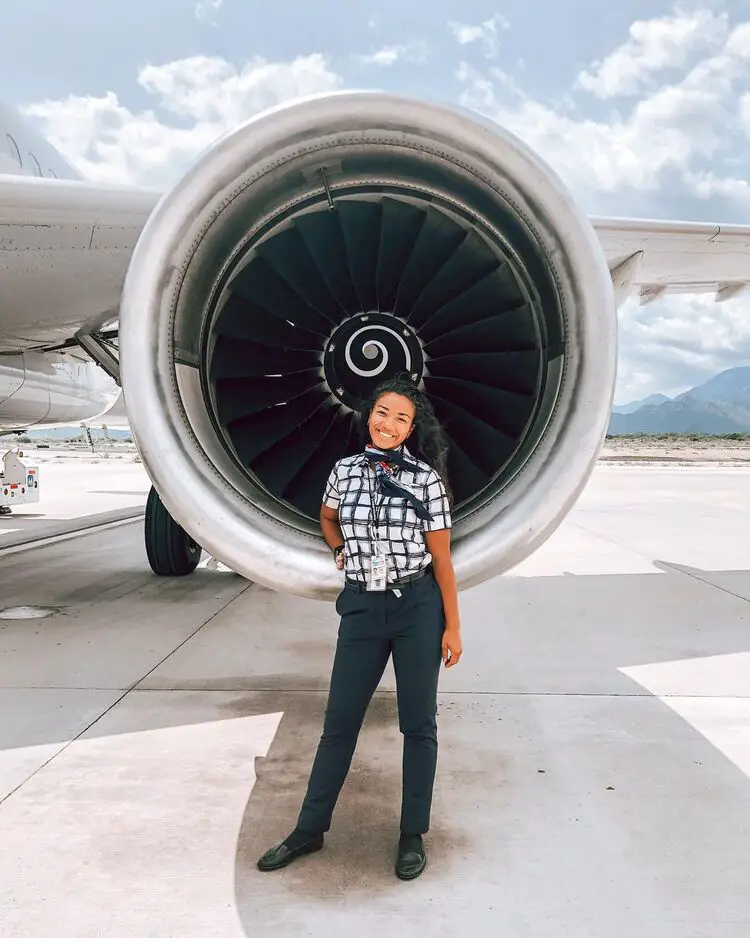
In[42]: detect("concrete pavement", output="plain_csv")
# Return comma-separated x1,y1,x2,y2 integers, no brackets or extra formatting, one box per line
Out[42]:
1,464,749,936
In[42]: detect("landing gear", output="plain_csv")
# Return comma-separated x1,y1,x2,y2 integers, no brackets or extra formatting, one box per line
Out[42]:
144,486,202,576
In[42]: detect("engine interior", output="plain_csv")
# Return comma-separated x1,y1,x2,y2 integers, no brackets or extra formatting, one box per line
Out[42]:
197,171,565,531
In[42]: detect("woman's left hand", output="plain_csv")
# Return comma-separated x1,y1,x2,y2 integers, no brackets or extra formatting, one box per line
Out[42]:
441,627,462,668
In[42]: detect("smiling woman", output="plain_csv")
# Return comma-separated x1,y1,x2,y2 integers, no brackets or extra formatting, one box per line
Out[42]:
257,372,459,881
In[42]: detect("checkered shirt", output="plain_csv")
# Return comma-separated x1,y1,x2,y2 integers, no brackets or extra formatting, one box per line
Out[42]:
323,446,452,584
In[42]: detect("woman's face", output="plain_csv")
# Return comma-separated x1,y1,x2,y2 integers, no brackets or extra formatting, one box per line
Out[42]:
368,392,416,450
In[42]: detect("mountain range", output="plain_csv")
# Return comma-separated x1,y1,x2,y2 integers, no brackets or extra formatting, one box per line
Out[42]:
609,366,750,435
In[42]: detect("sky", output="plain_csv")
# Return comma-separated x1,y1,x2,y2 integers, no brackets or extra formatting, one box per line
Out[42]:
3,0,750,405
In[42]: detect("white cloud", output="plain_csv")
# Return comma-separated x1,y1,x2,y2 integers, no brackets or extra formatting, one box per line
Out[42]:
457,13,750,199
453,7,750,398
356,40,429,67
615,292,750,401
576,6,728,98
737,89,750,138
458,61,722,194
195,0,223,23
21,53,342,188
448,14,509,58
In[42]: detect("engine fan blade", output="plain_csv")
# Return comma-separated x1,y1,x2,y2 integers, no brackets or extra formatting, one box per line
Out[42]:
408,229,503,330
428,349,541,396
209,336,321,381
230,387,329,465
255,227,345,325
428,392,517,479
215,372,324,424
393,206,467,319
231,257,333,335
425,304,537,357
216,295,323,351
426,375,534,439
282,408,355,516
294,211,361,313
337,199,382,313
250,401,340,506
417,269,526,343
376,197,428,311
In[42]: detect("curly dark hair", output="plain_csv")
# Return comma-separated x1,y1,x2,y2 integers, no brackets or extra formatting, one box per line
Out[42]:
358,373,453,504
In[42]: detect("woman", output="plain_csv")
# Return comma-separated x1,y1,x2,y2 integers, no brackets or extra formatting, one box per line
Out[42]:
257,373,462,880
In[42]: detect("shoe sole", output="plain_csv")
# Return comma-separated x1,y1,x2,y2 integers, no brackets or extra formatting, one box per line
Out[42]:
395,855,427,880
257,838,324,872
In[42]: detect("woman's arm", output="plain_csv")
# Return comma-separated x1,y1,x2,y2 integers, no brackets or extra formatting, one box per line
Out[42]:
425,528,462,668
320,504,345,569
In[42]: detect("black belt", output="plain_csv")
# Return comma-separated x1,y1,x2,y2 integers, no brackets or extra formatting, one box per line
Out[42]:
345,564,432,593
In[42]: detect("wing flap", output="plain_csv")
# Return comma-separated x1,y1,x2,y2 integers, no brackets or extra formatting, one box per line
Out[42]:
593,215,750,304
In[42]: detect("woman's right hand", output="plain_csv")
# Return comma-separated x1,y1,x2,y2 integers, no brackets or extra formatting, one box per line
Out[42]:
335,549,345,570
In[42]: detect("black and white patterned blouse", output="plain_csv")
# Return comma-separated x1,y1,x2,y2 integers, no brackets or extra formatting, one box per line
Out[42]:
323,446,452,584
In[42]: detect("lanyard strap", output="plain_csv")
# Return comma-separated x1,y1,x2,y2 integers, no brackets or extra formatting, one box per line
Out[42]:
368,463,388,543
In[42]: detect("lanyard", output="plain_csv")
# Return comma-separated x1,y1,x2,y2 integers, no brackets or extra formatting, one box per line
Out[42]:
367,462,390,546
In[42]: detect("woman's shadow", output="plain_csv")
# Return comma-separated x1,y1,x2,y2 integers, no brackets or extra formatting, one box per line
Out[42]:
230,676,472,917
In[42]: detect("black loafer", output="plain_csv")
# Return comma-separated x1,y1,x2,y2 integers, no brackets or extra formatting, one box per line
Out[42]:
395,835,427,880
257,832,324,872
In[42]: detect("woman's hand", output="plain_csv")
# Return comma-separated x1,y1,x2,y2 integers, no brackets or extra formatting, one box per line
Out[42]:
335,549,345,570
441,627,462,668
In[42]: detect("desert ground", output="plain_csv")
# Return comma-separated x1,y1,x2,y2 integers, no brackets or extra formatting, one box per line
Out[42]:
6,433,750,469
601,434,750,464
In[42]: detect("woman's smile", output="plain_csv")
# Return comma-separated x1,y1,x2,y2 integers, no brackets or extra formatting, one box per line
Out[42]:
368,391,416,449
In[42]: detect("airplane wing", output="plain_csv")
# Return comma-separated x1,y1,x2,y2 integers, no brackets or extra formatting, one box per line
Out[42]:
3,172,750,356
0,175,159,353
592,216,750,304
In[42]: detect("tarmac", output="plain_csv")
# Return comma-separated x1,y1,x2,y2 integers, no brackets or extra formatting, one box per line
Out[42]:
0,459,749,937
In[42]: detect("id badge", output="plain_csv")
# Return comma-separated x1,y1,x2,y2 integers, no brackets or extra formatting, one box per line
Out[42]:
367,554,388,592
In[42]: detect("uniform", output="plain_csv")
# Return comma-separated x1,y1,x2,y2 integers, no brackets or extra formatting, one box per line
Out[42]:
295,444,452,837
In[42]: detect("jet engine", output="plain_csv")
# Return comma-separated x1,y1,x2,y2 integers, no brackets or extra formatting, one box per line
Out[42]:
119,92,617,601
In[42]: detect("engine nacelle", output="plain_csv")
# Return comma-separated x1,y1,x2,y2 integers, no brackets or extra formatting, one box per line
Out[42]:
119,92,617,600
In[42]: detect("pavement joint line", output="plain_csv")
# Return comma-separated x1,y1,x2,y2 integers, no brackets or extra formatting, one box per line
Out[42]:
0,582,254,808
569,521,750,605
0,511,144,557
657,560,750,605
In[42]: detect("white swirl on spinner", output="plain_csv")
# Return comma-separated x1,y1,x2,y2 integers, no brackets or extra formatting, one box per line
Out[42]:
344,325,412,378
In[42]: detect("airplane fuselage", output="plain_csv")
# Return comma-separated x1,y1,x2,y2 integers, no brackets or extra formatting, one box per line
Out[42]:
0,102,130,432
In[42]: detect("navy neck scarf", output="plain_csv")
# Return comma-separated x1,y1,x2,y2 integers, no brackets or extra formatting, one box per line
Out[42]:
363,444,432,522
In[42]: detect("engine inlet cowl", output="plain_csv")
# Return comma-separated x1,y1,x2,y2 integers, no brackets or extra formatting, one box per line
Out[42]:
119,92,617,601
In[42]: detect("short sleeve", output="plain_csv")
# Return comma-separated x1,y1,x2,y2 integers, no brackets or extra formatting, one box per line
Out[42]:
422,470,452,531
323,463,341,509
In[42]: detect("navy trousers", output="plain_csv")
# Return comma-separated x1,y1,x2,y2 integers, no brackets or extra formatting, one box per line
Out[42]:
296,572,445,836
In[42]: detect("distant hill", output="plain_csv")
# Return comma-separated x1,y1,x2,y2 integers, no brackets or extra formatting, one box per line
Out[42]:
609,366,750,435
612,392,670,414
676,365,750,404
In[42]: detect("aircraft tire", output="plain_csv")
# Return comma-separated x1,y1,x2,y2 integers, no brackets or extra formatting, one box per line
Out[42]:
144,486,202,576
